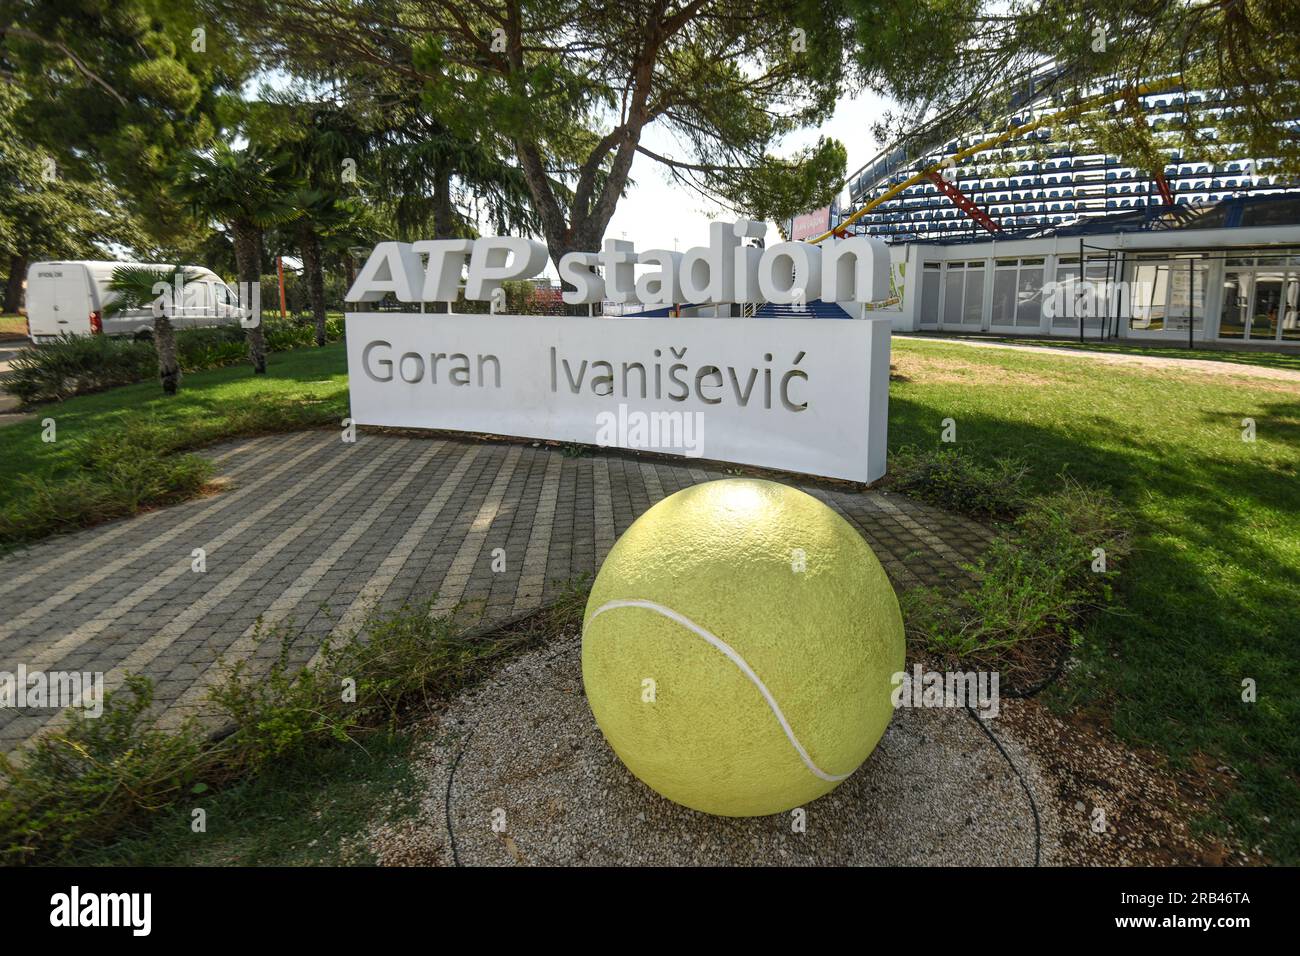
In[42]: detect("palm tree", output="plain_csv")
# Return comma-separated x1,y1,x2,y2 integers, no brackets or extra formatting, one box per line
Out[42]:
103,265,200,395
285,188,363,346
272,104,371,345
173,143,295,374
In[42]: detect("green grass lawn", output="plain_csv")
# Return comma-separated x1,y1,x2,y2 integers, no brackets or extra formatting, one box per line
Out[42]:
890,338,1299,861
0,314,25,337
73,734,421,866
0,343,348,497
937,334,1300,373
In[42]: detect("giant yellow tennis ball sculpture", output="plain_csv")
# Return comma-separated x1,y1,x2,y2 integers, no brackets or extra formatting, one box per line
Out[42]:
581,478,904,817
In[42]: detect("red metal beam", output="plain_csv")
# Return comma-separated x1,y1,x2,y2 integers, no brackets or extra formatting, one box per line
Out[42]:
1154,171,1175,206
924,171,1004,233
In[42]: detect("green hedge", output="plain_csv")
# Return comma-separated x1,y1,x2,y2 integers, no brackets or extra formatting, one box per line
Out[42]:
0,335,156,403
1,316,345,405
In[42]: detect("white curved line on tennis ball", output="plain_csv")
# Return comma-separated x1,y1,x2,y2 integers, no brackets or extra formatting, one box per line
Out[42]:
588,598,850,783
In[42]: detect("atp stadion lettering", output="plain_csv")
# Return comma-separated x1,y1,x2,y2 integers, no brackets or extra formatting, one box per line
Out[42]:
343,220,894,483
344,219,891,308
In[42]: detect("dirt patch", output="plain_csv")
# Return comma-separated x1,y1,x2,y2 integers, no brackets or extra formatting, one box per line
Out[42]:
926,636,1069,699
1000,697,1263,865
891,349,1061,388
0,412,35,429
1155,366,1300,394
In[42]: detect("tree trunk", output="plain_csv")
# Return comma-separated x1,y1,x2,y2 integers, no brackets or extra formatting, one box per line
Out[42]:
231,221,267,374
433,169,455,239
427,169,457,314
4,255,27,314
299,223,328,346
154,314,181,395
551,230,603,315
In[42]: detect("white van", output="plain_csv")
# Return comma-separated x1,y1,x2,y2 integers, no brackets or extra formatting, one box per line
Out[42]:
24,261,242,343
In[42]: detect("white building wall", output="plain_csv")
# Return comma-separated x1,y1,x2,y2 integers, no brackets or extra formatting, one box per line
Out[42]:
893,223,1300,345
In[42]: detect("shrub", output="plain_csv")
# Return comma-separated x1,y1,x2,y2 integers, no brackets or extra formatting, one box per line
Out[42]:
889,446,1029,519
211,601,510,770
0,317,346,406
0,334,155,404
174,324,246,371
261,314,344,352
902,477,1130,660
0,676,209,864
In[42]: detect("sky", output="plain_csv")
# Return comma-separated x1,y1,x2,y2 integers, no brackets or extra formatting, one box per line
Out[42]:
595,89,892,258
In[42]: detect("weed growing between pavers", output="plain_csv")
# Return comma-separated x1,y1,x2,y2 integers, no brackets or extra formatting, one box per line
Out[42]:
0,582,589,865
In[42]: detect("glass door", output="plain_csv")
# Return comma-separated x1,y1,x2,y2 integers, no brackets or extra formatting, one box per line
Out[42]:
1015,259,1045,332
990,260,1019,332
940,261,987,330
989,258,1045,333
919,263,940,327
1218,271,1249,339
1283,273,1300,343
1249,273,1282,341
1218,255,1300,343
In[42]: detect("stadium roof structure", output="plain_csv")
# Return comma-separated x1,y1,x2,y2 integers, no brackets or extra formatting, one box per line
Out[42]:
829,75,1300,246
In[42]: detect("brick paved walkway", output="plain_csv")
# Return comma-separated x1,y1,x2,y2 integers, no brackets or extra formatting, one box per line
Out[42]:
0,430,995,752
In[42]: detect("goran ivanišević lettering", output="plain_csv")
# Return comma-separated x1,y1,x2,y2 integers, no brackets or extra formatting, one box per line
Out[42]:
359,341,810,412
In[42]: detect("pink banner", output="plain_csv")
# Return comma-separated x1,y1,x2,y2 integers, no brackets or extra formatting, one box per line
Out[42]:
790,205,833,240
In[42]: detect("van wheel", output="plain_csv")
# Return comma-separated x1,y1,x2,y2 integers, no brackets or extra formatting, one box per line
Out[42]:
133,329,154,343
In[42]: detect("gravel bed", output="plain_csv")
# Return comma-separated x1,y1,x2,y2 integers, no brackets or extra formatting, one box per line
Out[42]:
367,633,1061,866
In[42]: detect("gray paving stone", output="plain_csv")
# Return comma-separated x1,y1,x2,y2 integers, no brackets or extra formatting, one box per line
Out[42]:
0,430,992,752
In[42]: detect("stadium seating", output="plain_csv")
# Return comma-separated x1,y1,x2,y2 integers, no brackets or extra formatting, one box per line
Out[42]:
839,85,1294,241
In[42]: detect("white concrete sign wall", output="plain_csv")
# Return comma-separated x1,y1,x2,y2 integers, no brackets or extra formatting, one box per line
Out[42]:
345,312,892,482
